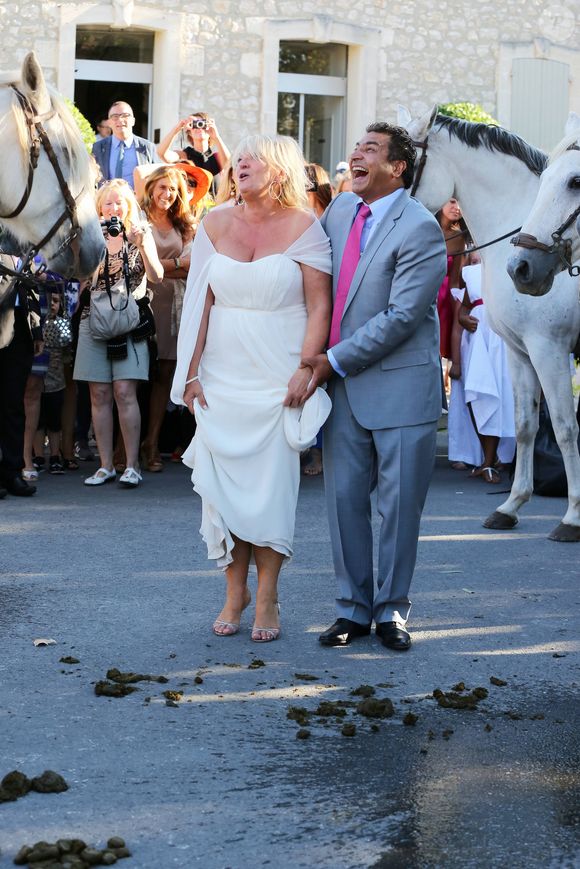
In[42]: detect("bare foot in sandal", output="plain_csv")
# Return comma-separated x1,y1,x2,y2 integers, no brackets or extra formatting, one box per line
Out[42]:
213,586,252,636
302,447,323,476
480,466,501,483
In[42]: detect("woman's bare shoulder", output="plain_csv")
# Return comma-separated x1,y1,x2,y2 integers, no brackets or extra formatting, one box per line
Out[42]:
203,207,236,243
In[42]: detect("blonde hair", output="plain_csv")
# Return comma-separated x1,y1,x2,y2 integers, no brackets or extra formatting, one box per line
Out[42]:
95,179,141,228
214,161,238,206
140,166,195,237
232,134,308,209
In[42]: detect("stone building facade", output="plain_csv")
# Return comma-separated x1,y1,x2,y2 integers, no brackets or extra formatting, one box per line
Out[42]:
2,0,580,169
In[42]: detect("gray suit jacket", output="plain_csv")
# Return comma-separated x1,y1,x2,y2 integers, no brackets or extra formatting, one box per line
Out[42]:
91,135,157,184
322,190,447,430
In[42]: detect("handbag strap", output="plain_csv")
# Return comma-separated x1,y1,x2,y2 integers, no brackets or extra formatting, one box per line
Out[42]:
103,242,131,311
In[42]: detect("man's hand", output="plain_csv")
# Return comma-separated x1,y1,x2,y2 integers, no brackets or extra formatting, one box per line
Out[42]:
458,309,478,332
301,353,334,400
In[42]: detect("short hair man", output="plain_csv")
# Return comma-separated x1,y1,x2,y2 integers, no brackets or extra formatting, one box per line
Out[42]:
157,112,230,177
303,123,447,652
91,101,157,188
95,119,112,141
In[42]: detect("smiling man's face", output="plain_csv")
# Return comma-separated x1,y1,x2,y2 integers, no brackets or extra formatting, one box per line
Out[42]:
349,132,406,203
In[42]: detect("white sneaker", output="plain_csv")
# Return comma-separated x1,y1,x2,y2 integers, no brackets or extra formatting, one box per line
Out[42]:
118,467,142,488
84,467,116,486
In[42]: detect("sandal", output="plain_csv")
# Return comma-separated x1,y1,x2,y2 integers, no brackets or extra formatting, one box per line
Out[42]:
480,466,501,484
22,468,39,482
61,456,79,471
213,589,252,637
251,603,281,643
140,442,164,473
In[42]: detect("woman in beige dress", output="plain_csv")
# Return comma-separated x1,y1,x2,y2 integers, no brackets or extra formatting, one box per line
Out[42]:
139,166,196,472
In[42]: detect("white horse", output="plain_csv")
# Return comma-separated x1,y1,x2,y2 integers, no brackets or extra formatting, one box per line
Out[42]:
399,106,580,541
0,52,104,278
507,112,580,297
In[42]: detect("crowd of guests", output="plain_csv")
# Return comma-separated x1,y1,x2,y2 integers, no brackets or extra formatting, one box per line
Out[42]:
0,99,351,497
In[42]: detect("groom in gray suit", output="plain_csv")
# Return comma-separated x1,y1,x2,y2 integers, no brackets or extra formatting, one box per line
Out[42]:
303,122,447,651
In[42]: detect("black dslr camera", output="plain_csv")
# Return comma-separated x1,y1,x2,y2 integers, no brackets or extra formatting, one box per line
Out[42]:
101,216,124,238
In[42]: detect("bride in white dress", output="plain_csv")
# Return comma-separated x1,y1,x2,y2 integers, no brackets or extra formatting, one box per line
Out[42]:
171,135,332,642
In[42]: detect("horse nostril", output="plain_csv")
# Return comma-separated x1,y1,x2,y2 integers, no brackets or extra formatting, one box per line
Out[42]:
508,256,531,285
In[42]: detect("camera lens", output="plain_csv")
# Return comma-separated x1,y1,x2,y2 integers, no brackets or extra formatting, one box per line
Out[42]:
193,119,207,129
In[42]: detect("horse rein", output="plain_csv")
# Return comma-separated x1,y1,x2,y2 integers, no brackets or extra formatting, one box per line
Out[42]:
0,85,84,283
410,135,522,260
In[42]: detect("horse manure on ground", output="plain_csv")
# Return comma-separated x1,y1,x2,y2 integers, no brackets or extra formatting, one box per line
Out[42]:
484,723,493,731
490,676,508,686
341,723,357,737
94,681,137,698
0,770,68,803
13,836,130,866
287,706,310,726
314,700,349,718
432,685,488,710
194,676,204,684
59,657,80,665
350,684,375,697
356,698,395,719
293,673,319,681
403,712,418,726
248,659,265,669
162,691,183,702
105,668,168,684
442,729,454,740
296,729,311,740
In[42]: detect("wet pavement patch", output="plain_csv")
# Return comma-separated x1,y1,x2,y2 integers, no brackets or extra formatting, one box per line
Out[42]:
13,835,131,866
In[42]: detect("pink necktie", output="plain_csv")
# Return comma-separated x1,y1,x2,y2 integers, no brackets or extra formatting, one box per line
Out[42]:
328,204,372,347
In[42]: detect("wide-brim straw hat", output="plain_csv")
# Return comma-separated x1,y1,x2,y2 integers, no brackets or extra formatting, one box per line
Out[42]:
173,162,213,205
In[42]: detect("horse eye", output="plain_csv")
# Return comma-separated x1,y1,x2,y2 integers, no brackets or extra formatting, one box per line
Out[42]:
568,176,580,189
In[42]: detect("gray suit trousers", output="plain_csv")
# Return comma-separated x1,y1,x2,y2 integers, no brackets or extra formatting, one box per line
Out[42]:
323,377,437,626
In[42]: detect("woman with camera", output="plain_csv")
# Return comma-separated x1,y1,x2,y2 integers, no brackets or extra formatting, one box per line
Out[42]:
156,113,230,177
73,179,163,488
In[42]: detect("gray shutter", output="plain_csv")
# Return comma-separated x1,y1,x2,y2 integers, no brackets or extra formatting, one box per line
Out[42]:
511,58,569,150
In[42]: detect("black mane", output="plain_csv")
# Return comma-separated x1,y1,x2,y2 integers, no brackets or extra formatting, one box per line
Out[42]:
435,114,547,176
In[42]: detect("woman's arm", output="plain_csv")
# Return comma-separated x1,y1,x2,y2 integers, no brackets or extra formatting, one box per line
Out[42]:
449,296,464,381
284,264,331,408
183,287,215,412
127,225,164,284
156,120,189,163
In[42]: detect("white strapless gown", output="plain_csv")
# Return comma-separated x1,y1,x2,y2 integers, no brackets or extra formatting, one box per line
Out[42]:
179,238,331,568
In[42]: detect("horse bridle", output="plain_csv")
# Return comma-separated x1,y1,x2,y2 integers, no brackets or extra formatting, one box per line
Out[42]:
410,133,523,258
510,206,580,278
0,85,84,286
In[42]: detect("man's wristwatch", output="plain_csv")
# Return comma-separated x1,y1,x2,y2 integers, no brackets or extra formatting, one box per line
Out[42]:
174,257,181,269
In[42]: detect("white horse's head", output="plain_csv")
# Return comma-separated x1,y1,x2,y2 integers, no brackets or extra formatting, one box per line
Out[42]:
0,53,105,278
507,112,580,296
397,105,456,212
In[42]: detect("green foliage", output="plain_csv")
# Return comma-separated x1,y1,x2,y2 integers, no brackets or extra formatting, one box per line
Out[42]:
438,102,498,125
64,98,95,152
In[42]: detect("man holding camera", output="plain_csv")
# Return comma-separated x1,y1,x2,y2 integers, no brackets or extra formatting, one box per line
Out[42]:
157,113,230,177
92,101,157,189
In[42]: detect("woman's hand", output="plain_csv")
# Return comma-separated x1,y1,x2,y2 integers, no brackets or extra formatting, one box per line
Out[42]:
184,378,208,414
458,309,478,332
126,223,148,250
283,366,313,408
449,361,462,380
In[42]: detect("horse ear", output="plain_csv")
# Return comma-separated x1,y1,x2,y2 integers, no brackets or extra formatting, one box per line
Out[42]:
21,52,51,114
397,105,412,127
564,111,580,140
413,105,438,140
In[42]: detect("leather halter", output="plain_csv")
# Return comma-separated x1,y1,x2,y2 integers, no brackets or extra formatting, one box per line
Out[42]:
0,85,84,282
410,132,521,258
510,202,580,277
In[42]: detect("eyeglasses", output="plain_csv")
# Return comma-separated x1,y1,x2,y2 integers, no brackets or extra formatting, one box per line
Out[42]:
109,113,132,121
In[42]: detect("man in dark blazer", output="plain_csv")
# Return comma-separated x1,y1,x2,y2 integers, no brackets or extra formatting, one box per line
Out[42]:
91,101,157,189
303,123,447,652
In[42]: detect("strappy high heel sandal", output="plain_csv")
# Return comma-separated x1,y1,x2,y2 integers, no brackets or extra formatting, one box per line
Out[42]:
213,589,252,637
251,603,281,643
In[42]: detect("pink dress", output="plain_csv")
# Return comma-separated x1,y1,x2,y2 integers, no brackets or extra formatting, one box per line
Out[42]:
437,255,454,359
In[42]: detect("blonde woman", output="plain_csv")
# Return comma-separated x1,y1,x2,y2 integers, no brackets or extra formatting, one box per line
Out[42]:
172,135,332,642
138,165,196,472
74,179,163,488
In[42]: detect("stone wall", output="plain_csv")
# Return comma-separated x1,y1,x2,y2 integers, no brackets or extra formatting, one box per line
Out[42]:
1,0,578,148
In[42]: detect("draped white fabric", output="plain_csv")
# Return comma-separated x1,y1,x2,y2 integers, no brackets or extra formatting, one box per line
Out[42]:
171,218,333,567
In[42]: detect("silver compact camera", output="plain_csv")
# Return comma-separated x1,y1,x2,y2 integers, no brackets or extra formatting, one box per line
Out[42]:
190,118,207,130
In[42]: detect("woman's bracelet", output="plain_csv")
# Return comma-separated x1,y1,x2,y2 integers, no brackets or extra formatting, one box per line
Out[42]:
185,376,200,385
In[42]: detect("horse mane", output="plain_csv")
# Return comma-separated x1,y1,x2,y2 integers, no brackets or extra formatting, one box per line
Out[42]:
3,80,95,191
435,114,548,176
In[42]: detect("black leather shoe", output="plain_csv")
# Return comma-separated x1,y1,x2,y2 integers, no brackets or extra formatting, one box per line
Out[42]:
3,477,36,497
319,618,371,647
376,622,412,651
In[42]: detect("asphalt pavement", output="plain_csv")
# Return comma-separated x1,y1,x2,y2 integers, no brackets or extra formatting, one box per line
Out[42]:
0,432,579,868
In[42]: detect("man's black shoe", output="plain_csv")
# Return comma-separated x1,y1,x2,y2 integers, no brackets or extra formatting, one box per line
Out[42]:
4,477,36,497
376,621,411,651
319,618,371,647
0,486,7,499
